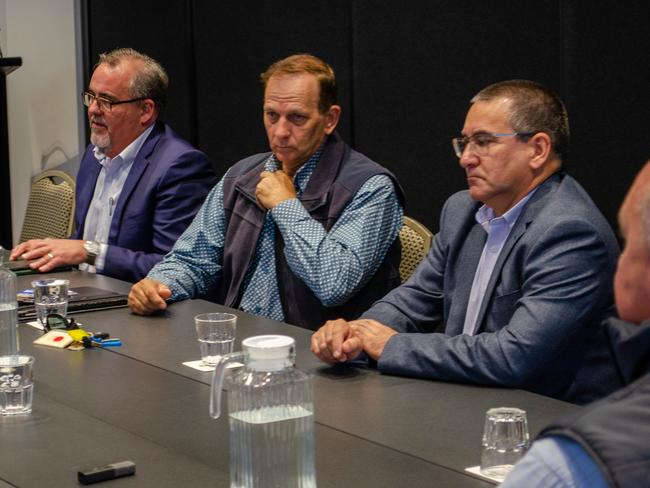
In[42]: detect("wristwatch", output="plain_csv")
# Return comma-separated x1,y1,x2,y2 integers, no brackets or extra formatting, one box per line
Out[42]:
84,240,100,266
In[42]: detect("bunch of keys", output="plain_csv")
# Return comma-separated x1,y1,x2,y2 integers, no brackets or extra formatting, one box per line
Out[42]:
68,329,122,350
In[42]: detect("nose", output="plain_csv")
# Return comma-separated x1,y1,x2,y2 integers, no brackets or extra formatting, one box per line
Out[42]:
275,118,291,139
88,98,103,116
458,146,477,168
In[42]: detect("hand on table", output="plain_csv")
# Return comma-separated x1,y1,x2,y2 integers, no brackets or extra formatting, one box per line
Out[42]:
10,238,86,272
128,278,172,315
348,319,397,361
311,319,364,364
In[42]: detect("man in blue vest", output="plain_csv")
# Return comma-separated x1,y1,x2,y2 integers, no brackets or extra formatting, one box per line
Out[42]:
501,160,650,487
128,54,404,330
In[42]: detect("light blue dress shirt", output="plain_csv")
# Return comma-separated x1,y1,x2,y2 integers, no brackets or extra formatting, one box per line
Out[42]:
462,190,537,336
80,125,154,273
148,146,403,322
500,437,609,488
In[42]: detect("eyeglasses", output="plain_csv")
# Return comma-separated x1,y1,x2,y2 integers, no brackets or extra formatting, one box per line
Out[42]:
452,132,536,158
81,91,146,112
44,314,79,333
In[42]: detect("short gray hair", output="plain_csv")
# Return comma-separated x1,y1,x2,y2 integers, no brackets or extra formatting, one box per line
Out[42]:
471,80,569,163
95,48,169,112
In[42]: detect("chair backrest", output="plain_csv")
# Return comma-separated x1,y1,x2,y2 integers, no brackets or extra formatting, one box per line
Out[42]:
398,216,433,283
19,170,76,243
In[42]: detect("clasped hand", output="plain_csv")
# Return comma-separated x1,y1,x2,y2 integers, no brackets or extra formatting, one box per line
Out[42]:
310,318,397,363
255,170,297,209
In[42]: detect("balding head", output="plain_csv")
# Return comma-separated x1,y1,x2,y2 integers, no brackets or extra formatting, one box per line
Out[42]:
615,160,650,323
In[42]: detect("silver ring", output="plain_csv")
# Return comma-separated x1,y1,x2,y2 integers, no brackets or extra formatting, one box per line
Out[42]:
47,252,54,260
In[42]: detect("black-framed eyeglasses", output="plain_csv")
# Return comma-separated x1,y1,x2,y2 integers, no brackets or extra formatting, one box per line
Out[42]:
81,91,146,113
452,131,537,158
44,314,79,333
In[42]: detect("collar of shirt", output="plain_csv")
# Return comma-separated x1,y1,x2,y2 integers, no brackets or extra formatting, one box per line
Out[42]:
475,187,539,233
92,124,155,169
264,143,325,197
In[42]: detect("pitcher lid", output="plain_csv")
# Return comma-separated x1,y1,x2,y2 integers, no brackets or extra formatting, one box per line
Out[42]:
242,335,295,362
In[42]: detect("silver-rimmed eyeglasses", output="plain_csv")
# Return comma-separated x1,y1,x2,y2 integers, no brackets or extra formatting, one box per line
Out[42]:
452,132,536,158
82,91,146,112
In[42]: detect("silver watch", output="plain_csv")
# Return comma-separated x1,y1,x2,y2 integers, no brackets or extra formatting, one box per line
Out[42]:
84,240,100,266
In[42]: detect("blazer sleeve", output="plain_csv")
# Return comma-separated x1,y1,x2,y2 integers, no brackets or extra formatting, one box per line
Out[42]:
361,196,455,331
373,217,616,388
101,148,215,282
362,231,446,332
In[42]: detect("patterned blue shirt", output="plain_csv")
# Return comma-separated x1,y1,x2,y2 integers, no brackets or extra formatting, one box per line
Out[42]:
500,437,609,488
148,146,403,322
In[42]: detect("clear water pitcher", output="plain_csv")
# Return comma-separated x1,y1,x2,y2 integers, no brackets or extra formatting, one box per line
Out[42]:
0,254,19,357
210,334,316,488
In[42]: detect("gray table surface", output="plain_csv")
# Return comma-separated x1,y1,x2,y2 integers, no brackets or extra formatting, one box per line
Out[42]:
2,270,579,487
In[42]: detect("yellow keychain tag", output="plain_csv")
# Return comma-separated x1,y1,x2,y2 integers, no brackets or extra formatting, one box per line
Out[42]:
68,329,92,342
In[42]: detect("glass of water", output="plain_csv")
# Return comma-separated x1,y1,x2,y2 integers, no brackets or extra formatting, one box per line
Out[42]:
31,279,69,328
0,355,35,415
195,312,237,366
480,407,530,481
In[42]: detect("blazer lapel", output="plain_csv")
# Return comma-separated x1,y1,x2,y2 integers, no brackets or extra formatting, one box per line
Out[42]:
472,173,562,332
108,124,160,241
446,222,487,336
472,222,528,331
75,156,103,236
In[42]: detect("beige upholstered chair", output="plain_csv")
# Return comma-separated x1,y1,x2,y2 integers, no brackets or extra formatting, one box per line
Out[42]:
19,170,76,242
398,216,433,283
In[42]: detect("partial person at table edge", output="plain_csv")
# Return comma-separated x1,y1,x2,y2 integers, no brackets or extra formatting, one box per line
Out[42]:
128,53,404,330
10,48,216,282
311,79,620,404
501,159,650,488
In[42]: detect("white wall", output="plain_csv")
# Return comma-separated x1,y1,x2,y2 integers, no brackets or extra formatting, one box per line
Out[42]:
4,0,82,244
0,1,7,55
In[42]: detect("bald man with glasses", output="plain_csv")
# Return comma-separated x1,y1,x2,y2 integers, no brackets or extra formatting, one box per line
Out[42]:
312,80,620,405
11,48,215,282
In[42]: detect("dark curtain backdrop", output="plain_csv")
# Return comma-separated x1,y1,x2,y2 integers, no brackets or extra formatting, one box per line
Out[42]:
83,0,650,234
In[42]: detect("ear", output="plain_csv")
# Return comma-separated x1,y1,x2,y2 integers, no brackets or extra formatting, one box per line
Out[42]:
139,99,157,126
323,105,341,135
528,132,552,170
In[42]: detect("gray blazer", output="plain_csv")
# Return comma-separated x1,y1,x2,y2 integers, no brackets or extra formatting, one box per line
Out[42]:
364,172,621,404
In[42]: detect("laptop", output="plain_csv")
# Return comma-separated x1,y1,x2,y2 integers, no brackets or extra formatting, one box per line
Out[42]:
3,259,72,275
18,286,129,322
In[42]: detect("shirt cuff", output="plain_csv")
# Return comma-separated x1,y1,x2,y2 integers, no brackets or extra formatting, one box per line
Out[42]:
93,243,109,272
270,198,309,227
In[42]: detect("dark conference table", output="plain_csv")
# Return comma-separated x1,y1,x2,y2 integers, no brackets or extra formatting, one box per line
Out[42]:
1,270,579,487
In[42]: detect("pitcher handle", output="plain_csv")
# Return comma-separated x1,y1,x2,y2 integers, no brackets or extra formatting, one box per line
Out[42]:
210,351,245,419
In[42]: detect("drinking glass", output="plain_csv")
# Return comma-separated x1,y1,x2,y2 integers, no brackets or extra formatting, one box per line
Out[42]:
32,279,69,328
0,355,35,415
195,313,237,366
480,407,530,481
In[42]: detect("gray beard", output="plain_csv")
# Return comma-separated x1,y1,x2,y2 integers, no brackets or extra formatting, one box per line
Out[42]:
90,130,110,151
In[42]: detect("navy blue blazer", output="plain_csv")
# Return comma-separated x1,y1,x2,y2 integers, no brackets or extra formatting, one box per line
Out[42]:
72,122,216,282
364,172,621,404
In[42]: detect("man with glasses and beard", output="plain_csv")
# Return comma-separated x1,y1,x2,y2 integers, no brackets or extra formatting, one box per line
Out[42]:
11,48,215,282
312,80,620,405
